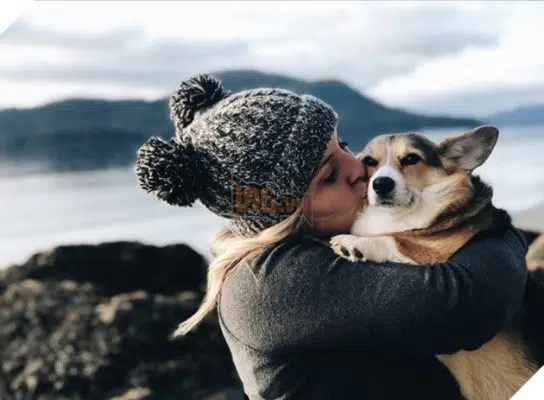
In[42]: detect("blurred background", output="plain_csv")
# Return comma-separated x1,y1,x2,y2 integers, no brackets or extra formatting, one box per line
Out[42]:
1,1,544,399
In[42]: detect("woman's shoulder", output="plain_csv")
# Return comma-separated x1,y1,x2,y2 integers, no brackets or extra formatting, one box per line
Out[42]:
258,234,331,263
218,236,333,325
218,234,347,352
224,235,332,291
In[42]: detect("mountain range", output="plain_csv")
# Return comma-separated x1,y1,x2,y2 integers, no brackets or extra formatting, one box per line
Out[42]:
0,70,483,173
488,104,544,126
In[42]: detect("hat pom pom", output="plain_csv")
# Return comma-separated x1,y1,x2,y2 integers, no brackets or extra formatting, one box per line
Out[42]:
169,74,230,130
136,137,200,207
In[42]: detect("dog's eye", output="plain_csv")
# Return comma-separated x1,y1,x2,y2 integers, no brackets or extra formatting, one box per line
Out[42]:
401,153,422,166
362,156,378,167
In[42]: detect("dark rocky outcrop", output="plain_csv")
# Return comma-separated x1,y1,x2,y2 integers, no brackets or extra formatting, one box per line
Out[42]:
0,242,208,297
0,242,244,400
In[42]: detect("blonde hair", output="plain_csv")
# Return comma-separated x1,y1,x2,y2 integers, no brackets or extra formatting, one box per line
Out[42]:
173,206,311,336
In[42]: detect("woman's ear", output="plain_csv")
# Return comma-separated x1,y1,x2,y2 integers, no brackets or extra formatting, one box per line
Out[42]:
439,125,499,173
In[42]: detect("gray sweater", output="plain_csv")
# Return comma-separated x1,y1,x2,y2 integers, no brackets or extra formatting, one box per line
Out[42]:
218,225,528,399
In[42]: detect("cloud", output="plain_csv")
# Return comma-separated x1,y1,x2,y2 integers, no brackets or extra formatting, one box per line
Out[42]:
0,22,251,88
1,20,144,52
367,6,544,116
0,0,542,115
375,83,544,118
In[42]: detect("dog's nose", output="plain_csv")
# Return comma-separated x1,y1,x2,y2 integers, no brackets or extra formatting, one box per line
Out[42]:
373,177,395,197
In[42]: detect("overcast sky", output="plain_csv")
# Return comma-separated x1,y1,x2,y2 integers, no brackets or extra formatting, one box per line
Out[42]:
1,1,543,117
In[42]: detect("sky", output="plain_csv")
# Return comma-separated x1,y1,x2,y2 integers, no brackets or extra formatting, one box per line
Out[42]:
0,0,543,117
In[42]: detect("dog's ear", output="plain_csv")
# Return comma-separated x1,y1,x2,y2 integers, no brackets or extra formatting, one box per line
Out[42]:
439,125,499,172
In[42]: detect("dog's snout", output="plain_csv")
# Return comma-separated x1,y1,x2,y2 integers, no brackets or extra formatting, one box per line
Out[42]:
373,177,395,197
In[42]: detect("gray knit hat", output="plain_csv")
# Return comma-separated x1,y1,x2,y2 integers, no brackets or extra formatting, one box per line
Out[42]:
135,74,338,237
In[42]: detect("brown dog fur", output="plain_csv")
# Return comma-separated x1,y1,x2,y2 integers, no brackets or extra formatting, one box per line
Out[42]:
331,126,541,400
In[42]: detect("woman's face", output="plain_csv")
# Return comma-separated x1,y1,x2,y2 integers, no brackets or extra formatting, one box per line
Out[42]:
302,135,368,237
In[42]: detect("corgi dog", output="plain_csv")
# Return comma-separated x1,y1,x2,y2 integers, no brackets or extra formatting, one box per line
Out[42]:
330,126,541,400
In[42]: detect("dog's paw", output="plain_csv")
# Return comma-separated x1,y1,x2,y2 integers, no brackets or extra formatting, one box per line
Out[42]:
330,234,366,262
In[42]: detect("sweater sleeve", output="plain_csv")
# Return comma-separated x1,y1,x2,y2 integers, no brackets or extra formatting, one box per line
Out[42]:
218,225,528,356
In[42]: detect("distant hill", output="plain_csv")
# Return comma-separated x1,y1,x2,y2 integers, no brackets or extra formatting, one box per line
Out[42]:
0,70,481,173
488,104,544,126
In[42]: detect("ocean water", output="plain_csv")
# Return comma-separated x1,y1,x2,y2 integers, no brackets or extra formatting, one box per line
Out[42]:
1,125,543,268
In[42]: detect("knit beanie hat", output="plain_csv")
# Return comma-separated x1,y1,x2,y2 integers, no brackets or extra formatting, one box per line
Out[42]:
135,73,338,237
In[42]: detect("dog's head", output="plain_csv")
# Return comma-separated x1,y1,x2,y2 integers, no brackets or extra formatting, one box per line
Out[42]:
357,125,499,208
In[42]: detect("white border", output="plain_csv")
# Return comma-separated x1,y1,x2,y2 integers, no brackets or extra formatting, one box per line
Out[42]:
0,0,542,397
0,0,34,35
511,366,544,399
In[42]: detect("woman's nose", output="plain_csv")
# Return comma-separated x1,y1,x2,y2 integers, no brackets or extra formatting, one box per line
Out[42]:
345,154,367,185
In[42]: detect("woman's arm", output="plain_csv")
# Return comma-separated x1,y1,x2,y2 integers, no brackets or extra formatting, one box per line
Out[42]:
219,225,528,356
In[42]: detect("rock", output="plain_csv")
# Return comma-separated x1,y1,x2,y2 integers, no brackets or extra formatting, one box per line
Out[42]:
0,242,208,296
110,387,153,400
96,291,149,324
203,388,246,400
0,242,243,400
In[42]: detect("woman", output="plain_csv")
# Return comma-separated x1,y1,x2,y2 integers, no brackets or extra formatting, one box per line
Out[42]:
136,74,528,399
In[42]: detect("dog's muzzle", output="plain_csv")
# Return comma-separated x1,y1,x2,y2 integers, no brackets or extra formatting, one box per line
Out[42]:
371,176,396,205
373,177,395,197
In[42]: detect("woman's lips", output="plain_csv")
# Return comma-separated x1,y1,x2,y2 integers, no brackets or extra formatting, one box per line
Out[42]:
354,180,367,197
357,193,369,211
